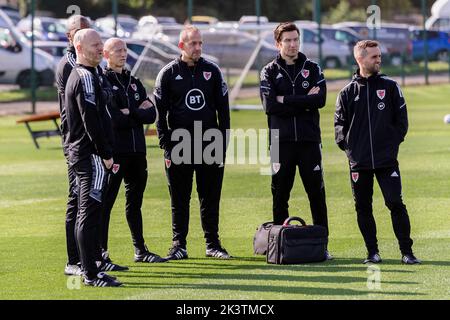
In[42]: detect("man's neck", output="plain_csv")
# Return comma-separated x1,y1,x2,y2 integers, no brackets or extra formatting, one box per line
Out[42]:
359,68,374,79
76,57,96,68
281,53,297,65
108,64,123,74
181,54,197,66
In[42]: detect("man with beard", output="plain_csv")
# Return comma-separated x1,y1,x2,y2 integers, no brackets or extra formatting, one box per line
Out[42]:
335,40,420,264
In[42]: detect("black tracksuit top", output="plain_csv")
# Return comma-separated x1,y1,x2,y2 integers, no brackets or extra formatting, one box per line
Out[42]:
260,52,327,143
65,64,113,165
154,57,230,150
335,71,408,170
104,68,156,155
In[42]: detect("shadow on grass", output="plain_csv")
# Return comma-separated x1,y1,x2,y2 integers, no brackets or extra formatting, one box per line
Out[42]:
116,271,418,286
128,257,415,273
120,282,425,297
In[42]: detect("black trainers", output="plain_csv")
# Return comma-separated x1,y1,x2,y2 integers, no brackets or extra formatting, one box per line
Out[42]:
135,250,168,263
101,250,112,263
363,253,382,264
83,272,122,287
325,250,334,261
64,263,82,276
206,246,232,259
97,260,129,272
166,246,188,260
402,253,421,264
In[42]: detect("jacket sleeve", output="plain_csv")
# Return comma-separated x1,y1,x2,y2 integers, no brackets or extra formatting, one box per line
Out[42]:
391,81,408,143
283,64,327,109
154,67,171,150
334,89,348,151
213,66,230,157
129,79,157,125
260,66,305,117
108,97,138,130
75,76,112,160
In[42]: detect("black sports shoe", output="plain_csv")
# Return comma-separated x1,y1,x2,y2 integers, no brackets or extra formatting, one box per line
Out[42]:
83,272,122,287
64,263,82,276
325,250,334,261
402,253,421,264
166,246,188,260
363,253,382,264
101,250,112,263
206,246,232,259
135,251,168,263
97,260,129,272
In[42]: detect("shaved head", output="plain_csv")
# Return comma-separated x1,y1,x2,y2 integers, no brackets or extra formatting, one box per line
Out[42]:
74,29,104,67
66,15,90,45
104,37,128,71
104,37,125,52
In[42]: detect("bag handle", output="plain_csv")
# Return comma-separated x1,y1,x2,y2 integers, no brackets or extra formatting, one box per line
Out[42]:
282,216,307,227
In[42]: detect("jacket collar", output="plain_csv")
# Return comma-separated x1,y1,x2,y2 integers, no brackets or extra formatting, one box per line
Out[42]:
353,69,385,83
275,51,307,68
177,56,204,68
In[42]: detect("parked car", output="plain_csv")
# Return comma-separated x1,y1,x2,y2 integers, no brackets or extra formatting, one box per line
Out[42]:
34,40,67,69
95,15,138,38
0,6,21,25
426,0,450,32
200,29,278,70
0,23,55,88
411,29,450,61
263,27,351,69
17,16,67,41
333,22,412,65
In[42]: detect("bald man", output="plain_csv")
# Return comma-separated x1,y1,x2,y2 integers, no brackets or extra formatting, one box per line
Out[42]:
155,26,231,260
56,15,90,277
65,29,122,287
101,38,166,263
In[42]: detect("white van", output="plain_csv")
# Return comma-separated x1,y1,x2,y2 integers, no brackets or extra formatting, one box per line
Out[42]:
426,0,450,31
0,10,55,88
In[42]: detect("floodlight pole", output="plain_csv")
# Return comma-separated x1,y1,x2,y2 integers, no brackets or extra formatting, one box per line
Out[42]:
113,0,118,37
421,0,429,85
187,0,193,23
314,0,322,67
30,0,36,114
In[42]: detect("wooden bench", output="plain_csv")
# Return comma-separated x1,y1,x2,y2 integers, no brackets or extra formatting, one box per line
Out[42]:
16,111,61,149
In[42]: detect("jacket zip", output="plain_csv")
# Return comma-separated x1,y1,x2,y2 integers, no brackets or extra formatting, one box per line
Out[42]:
114,71,136,152
366,83,375,169
277,63,304,141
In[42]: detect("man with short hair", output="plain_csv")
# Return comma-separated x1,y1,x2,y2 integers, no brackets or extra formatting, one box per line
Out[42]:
101,37,166,263
335,40,420,264
57,17,127,276
154,25,231,260
260,22,332,260
65,29,122,286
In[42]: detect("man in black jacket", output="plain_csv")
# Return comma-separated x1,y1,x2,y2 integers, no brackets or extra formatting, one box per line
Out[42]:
154,25,231,260
65,29,123,286
335,40,420,264
102,37,166,263
260,22,331,260
56,16,126,276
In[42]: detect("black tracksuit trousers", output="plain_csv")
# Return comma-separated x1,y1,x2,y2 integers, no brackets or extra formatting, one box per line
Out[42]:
165,161,224,249
65,160,80,265
271,141,328,233
73,154,108,279
101,154,148,253
350,166,413,255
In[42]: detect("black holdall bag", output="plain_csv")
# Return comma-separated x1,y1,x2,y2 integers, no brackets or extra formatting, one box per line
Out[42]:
267,217,328,264
253,221,274,255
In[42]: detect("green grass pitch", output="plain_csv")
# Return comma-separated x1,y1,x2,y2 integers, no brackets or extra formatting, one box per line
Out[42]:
0,84,449,299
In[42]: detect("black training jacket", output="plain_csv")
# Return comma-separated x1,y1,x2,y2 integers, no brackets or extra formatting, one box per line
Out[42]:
56,46,113,154
154,57,230,150
56,45,77,151
260,52,326,144
65,64,114,165
104,67,156,155
335,70,408,170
